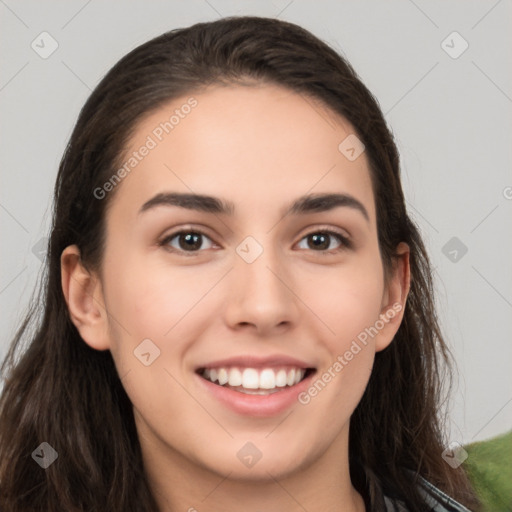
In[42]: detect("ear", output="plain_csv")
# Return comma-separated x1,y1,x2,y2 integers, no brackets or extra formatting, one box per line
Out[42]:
375,242,411,352
60,244,111,351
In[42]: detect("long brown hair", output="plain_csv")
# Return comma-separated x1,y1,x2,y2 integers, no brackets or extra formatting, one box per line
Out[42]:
0,15,480,511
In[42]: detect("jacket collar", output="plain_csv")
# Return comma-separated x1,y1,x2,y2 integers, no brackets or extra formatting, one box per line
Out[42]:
353,460,473,511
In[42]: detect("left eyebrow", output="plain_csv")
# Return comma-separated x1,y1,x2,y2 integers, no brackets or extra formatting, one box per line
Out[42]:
138,192,370,223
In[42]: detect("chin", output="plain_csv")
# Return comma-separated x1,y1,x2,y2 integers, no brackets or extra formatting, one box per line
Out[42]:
197,446,310,482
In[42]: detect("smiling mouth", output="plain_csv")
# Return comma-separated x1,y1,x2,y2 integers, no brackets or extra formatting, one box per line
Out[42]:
196,366,316,395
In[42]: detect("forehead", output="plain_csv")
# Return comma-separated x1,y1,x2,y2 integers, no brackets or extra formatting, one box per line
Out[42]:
111,83,376,224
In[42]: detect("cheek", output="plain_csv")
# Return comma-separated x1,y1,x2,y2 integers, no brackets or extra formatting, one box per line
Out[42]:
307,254,385,346
105,253,213,339
103,256,223,396
298,262,383,428
101,261,210,432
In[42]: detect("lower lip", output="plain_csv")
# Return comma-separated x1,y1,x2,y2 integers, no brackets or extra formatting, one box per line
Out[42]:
195,370,316,417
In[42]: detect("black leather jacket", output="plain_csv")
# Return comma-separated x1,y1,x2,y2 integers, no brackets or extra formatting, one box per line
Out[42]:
354,462,474,511
382,472,473,511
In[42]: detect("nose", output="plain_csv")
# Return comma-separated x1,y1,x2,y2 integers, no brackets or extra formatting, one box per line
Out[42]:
223,240,300,335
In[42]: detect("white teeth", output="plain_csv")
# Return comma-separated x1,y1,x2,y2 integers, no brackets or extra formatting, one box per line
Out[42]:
228,367,242,387
217,368,229,386
259,369,276,389
242,368,259,389
275,369,287,387
201,366,308,390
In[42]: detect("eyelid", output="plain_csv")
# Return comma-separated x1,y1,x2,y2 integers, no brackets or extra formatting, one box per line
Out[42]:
299,224,351,242
158,224,353,255
158,226,217,256
297,225,353,252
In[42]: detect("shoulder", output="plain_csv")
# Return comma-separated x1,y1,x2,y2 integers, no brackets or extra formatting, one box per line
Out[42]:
382,470,474,512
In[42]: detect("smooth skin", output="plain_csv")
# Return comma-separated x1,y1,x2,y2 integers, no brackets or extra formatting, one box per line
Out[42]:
61,83,410,512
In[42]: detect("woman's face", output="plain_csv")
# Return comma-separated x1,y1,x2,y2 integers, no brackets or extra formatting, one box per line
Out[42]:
63,83,409,481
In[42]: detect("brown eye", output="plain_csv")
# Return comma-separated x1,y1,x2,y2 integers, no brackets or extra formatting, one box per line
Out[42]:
296,230,352,252
160,230,214,254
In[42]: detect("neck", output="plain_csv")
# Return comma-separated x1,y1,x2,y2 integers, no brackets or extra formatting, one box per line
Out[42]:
138,420,366,512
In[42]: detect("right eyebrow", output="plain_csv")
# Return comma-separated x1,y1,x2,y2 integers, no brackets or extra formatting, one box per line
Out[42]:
138,191,370,223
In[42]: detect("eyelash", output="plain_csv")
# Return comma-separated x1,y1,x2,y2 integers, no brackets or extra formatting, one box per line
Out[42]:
158,226,353,256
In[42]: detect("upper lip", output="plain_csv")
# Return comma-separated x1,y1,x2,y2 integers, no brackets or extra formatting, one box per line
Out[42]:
196,355,316,371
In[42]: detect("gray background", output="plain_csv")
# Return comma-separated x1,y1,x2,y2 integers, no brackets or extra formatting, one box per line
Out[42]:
1,0,511,446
